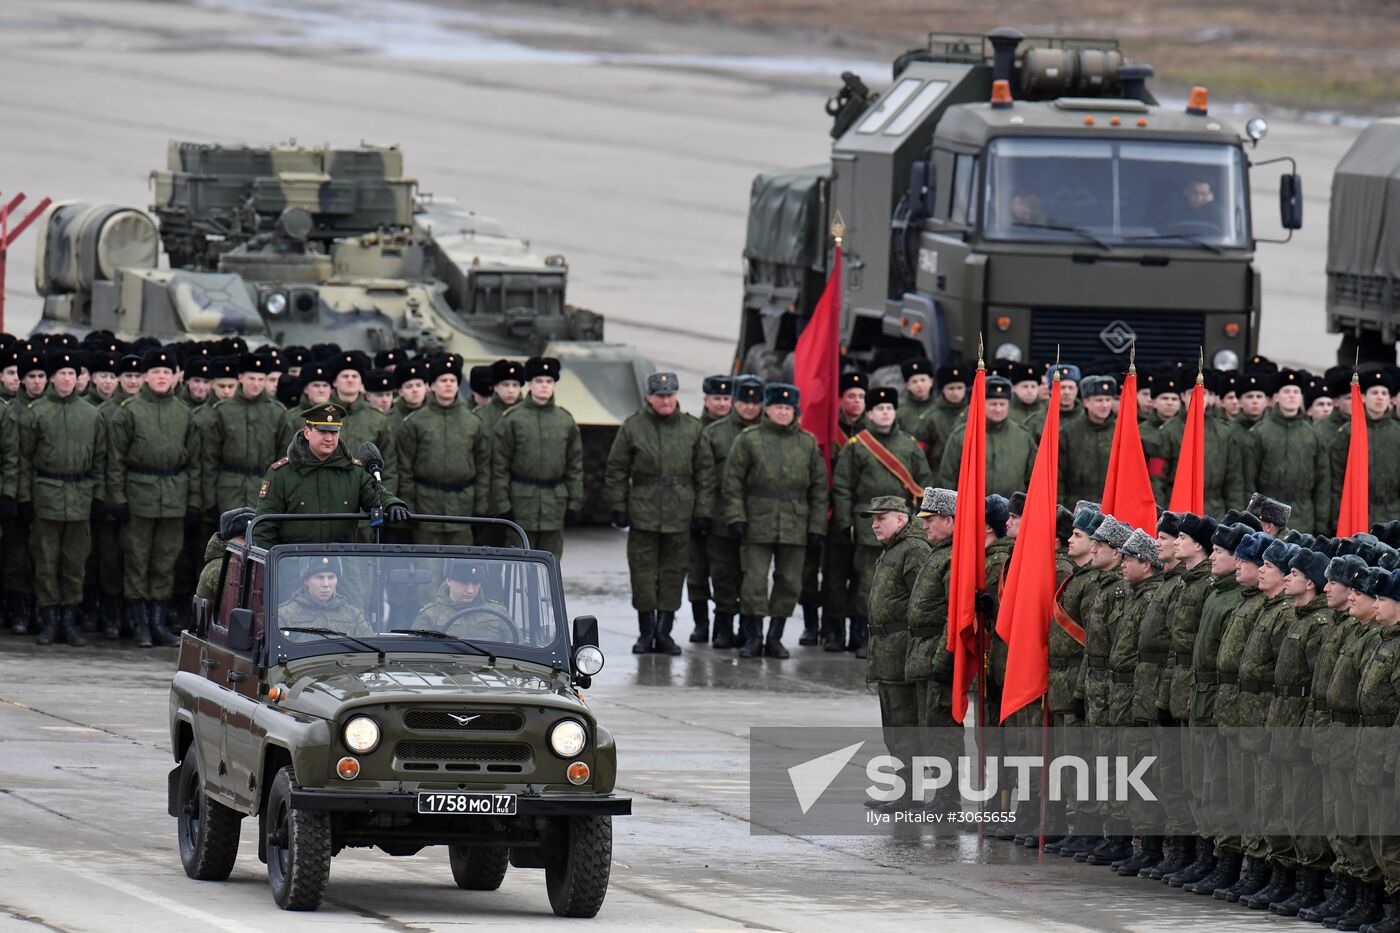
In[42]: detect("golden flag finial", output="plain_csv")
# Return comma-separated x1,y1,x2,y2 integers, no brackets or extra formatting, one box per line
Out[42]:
831,210,846,247
977,333,985,371
1128,343,1136,376
1196,347,1205,386
1052,343,1061,380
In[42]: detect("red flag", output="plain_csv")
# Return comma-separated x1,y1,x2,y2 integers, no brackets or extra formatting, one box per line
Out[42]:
1336,377,1369,536
1168,376,1206,515
1100,369,1158,533
947,364,986,724
793,243,842,467
996,375,1062,722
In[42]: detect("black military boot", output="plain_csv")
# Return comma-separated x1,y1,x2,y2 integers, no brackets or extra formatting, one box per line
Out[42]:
148,601,179,648
1054,834,1099,857
5,593,24,635
798,601,820,646
1188,850,1240,894
1167,837,1216,887
653,611,682,655
34,607,58,646
1145,835,1192,880
1272,866,1327,916
823,615,846,652
1335,883,1385,931
1117,836,1163,876
1218,856,1269,901
130,600,153,648
1360,892,1400,933
1301,874,1356,922
738,616,764,659
59,606,89,648
763,618,790,659
711,613,735,649
1084,835,1133,866
80,588,99,632
1243,864,1294,909
688,602,709,643
101,595,122,641
632,611,656,654
850,616,870,659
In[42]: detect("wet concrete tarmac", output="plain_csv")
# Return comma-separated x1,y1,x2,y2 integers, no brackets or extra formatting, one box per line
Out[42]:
1,528,1278,931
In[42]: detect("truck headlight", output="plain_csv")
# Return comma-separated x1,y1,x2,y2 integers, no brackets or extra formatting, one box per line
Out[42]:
548,719,587,758
263,291,288,316
1213,349,1240,371
343,716,381,753
994,342,1023,362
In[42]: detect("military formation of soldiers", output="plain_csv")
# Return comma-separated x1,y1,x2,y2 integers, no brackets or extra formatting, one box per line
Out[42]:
0,329,583,648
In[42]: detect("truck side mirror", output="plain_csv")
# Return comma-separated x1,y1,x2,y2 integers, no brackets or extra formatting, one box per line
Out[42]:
910,160,936,217
229,608,255,652
571,615,599,648
1279,174,1303,230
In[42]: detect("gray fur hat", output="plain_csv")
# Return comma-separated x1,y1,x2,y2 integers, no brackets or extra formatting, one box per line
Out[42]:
1074,499,1101,516
1091,516,1133,549
1119,528,1163,570
917,487,956,518
1246,492,1293,528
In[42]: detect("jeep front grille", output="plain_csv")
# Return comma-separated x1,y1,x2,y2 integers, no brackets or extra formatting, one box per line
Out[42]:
394,740,532,763
403,709,525,732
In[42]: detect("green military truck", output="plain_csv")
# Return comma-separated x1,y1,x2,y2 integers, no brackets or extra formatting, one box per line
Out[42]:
1326,117,1400,364
169,514,627,916
737,27,1302,378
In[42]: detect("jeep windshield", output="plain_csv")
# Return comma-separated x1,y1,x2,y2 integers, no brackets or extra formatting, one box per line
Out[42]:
982,137,1250,249
263,549,568,669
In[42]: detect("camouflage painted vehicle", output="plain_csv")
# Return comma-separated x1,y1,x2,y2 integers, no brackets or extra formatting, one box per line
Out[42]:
169,513,626,915
738,28,1302,380
31,141,651,518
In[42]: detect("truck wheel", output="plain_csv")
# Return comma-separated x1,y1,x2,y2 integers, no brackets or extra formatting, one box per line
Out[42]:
265,766,332,911
176,753,241,881
448,844,510,890
544,816,613,918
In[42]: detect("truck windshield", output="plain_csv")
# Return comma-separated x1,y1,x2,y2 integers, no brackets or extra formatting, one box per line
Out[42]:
982,137,1249,249
269,552,564,663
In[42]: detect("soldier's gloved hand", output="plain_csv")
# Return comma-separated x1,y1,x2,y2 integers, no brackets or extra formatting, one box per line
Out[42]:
808,532,825,549
0,496,15,520
109,505,130,526
18,501,33,522
565,509,580,524
184,510,203,532
90,500,106,522
1072,698,1086,721
387,505,412,523
611,511,630,529
974,592,993,615
690,516,710,535
729,522,746,540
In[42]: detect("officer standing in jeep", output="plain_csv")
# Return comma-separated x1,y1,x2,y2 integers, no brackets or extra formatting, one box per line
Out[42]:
253,403,408,548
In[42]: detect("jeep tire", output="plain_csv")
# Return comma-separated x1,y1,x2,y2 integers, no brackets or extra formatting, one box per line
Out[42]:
265,766,332,910
448,844,510,890
545,815,613,918
176,753,241,881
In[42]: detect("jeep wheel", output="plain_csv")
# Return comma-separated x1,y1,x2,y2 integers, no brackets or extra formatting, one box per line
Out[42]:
544,816,613,918
448,844,510,890
176,753,241,881
265,766,332,910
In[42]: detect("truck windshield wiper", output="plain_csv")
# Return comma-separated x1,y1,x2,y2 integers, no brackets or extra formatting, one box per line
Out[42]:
1010,222,1110,250
280,626,385,662
1122,233,1225,255
389,629,496,665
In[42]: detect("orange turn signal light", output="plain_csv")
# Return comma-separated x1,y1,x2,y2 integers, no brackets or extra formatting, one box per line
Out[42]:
1110,116,1121,126
995,316,1012,332
990,79,1013,108
267,684,287,703
1187,86,1209,115
337,757,361,780
1137,118,1148,127
1083,115,1095,126
1224,322,1241,338
567,762,590,785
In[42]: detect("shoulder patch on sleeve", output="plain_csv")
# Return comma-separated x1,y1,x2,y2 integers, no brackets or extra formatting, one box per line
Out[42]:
269,457,289,470
258,479,271,499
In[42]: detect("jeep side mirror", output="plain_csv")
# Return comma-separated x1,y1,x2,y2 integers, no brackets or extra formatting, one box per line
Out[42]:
572,615,599,648
910,160,936,217
1280,173,1302,230
229,608,255,652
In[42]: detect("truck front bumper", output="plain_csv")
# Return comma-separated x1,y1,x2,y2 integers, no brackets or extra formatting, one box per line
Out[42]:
289,789,632,816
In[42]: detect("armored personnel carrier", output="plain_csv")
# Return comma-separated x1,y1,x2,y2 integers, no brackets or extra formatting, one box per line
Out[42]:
738,27,1303,379
32,142,651,517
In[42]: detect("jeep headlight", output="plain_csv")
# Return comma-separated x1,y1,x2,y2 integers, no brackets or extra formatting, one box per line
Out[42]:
548,719,587,758
343,716,381,753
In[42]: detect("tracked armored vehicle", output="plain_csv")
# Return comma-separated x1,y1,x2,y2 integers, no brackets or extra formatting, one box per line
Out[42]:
32,142,651,518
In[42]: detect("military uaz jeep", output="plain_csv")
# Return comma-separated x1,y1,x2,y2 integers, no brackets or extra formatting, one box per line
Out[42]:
168,513,627,916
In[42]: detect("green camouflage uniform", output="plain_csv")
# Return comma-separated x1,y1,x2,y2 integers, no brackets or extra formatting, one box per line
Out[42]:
490,398,583,559
195,533,227,601
722,416,827,618
276,589,373,639
1213,585,1268,855
865,519,931,762
1057,412,1116,509
1236,591,1297,863
1188,572,1244,836
699,411,758,617
384,396,424,435
906,537,955,726
1241,408,1331,534
813,414,868,630
335,393,398,492
1149,414,1246,515
412,585,515,643
1312,615,1360,878
106,386,200,601
1106,571,1163,824
1025,398,1083,441
1354,626,1400,896
17,390,107,609
203,391,286,514
685,409,723,610
939,416,1037,498
1324,621,1387,884
1329,412,1400,534
253,435,404,548
926,395,966,451
1050,562,1100,722
0,398,33,608
605,406,714,613
896,393,945,473
983,536,1016,723
396,399,491,546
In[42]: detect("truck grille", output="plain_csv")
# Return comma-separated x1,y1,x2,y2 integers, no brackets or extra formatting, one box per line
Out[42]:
394,740,532,763
403,710,524,732
1029,308,1206,368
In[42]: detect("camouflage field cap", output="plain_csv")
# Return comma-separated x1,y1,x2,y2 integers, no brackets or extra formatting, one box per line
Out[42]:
859,495,909,517
302,402,347,432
